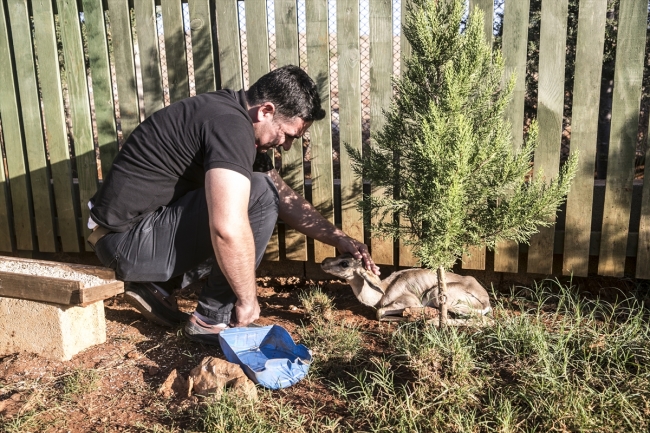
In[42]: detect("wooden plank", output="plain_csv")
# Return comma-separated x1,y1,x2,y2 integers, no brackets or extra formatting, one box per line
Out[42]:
399,0,418,267
275,0,307,261
8,0,56,252
244,0,279,261
244,0,270,83
107,0,140,140
215,0,242,90
161,0,189,101
526,0,569,275
562,0,607,277
134,0,164,117
599,0,647,277
0,139,11,251
84,0,119,178
462,0,493,270
33,0,80,252
79,280,124,305
188,0,216,94
368,0,393,265
0,1,32,251
56,0,99,251
337,0,363,246
0,271,83,304
306,0,335,263
494,0,530,273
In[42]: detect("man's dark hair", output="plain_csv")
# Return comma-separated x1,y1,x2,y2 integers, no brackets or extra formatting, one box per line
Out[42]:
247,65,326,122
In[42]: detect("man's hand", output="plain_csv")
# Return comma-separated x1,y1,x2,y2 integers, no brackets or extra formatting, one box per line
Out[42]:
335,236,381,276
230,299,261,327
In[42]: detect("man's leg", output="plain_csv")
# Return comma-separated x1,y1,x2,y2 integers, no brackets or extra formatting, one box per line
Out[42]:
94,172,278,327
194,172,279,325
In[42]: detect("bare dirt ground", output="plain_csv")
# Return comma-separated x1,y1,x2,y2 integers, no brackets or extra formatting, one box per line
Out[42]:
0,275,391,432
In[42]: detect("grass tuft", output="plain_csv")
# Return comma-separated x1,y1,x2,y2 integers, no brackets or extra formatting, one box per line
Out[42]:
298,285,336,322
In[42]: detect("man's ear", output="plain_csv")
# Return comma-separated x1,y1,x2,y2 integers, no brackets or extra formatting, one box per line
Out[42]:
353,267,384,294
258,102,275,121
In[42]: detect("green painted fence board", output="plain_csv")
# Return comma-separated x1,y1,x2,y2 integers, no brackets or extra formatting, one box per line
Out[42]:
368,0,393,266
56,0,99,251
244,0,278,261
188,0,216,95
107,0,140,141
275,0,307,261
134,0,164,117
0,1,32,250
161,0,189,102
0,143,12,251
244,0,269,84
83,0,119,180
494,0,530,273
8,0,56,252
527,0,569,275
599,0,647,277
399,0,418,267
306,0,335,263
215,0,242,90
337,0,363,248
462,0,493,271
562,0,607,277
33,0,80,252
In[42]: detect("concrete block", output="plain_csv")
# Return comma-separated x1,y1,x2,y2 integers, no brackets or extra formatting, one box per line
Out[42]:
0,297,106,361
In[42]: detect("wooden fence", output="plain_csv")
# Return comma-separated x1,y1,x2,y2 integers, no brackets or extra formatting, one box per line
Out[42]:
0,0,649,279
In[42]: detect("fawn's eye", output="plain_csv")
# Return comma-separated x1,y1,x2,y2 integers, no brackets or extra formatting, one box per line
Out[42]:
340,261,349,268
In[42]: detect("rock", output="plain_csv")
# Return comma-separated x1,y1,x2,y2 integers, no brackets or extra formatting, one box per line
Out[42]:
189,356,257,400
157,369,190,399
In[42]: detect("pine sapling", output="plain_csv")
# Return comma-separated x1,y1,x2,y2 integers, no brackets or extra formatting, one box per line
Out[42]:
347,0,577,326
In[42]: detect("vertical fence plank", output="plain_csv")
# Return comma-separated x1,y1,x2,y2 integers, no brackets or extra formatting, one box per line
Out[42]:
33,0,80,252
399,0,418,267
56,0,99,251
494,0,529,273
337,0,363,247
368,0,393,265
462,0,493,271
563,0,607,277
84,0,119,179
599,0,647,277
306,0,336,263
527,0,569,275
215,0,242,90
8,0,56,252
0,1,31,251
134,0,164,117
107,0,140,140
0,138,11,251
188,0,216,94
244,0,279,261
161,0,189,102
275,0,307,261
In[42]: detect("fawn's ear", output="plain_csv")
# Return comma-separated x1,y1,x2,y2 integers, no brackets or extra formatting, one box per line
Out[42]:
353,267,384,293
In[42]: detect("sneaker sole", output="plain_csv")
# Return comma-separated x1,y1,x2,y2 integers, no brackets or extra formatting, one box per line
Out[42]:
183,322,226,346
124,291,176,328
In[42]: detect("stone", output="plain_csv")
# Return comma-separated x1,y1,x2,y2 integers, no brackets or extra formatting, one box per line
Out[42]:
189,356,258,400
158,369,191,399
0,297,106,361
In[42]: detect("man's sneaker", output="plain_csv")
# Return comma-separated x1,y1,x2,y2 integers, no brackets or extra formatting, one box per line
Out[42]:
183,315,228,345
123,282,190,327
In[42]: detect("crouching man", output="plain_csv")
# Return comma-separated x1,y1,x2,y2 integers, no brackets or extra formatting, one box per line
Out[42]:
88,65,379,345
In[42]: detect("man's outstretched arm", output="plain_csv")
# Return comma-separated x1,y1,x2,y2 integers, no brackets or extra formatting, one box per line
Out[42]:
266,169,380,275
205,168,260,326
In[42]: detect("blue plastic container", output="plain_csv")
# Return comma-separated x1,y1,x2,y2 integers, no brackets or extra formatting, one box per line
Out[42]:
218,325,312,389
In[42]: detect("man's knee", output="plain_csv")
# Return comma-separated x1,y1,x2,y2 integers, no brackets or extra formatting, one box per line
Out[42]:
249,172,279,215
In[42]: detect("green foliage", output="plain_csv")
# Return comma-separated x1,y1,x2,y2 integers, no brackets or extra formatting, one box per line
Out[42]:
348,0,577,270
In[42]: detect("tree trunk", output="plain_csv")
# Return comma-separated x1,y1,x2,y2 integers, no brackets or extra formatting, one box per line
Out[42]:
437,266,448,327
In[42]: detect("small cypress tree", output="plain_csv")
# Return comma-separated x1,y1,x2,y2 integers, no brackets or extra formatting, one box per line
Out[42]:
347,0,578,325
